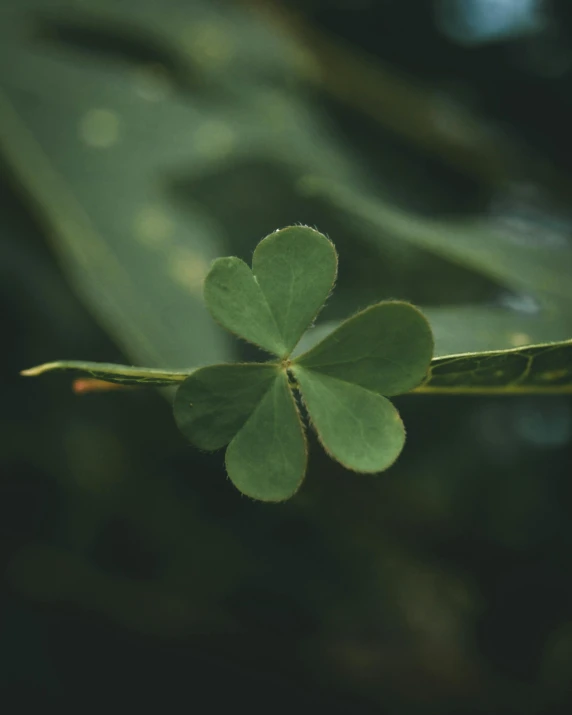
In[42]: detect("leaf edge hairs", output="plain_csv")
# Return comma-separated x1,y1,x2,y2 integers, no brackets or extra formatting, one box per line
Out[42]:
173,226,434,501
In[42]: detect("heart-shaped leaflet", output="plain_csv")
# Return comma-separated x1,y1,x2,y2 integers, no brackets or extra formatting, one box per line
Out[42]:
291,301,434,472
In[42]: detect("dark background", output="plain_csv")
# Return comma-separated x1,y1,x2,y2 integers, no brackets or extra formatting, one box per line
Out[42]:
2,1,572,712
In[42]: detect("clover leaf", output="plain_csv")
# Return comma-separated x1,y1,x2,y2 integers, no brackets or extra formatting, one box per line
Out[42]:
21,224,572,502
173,226,434,502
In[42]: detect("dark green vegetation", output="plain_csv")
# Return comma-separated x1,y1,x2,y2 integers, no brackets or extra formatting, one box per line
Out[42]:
3,0,572,712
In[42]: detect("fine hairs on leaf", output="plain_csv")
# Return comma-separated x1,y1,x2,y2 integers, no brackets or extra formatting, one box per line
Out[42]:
24,225,571,503
172,226,433,501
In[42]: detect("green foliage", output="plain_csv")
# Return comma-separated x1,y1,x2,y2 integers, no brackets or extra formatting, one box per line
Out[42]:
419,339,572,394
24,337,572,394
4,0,571,375
7,5,572,708
169,226,433,500
21,224,436,501
20,226,435,501
303,178,572,356
224,372,306,502
0,0,353,372
20,223,572,499
0,0,235,370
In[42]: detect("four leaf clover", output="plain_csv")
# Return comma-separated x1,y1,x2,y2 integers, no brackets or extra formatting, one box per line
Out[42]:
174,226,434,501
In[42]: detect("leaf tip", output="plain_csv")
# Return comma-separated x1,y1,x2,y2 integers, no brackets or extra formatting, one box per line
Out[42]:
20,362,60,377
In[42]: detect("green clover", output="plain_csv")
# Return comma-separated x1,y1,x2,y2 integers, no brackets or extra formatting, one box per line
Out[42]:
174,226,434,502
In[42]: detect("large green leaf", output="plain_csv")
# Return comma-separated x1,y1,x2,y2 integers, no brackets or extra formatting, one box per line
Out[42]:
203,226,337,357
308,179,572,309
293,367,405,472
225,371,307,502
0,38,232,370
303,178,572,354
4,0,571,374
0,0,356,372
294,302,434,396
173,363,279,450
414,339,572,394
